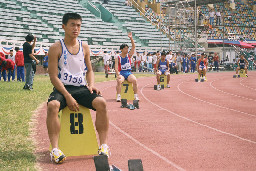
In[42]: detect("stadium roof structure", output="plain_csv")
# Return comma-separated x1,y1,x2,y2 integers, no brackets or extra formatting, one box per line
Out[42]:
163,0,227,6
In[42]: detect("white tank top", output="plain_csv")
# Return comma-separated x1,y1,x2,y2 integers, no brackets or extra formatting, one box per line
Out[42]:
58,39,87,86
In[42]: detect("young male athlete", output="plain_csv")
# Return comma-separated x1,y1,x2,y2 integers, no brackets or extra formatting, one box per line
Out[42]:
115,32,139,102
235,54,248,77
47,13,109,164
156,51,170,90
196,53,208,80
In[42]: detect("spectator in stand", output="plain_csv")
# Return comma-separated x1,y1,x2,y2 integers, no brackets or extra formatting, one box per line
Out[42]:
216,10,221,26
213,53,219,71
7,49,15,81
0,52,7,81
209,9,215,26
43,52,49,76
198,11,204,25
15,47,25,82
23,34,40,90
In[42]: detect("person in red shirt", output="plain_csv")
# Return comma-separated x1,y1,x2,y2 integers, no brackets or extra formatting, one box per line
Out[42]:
196,53,208,80
0,56,15,76
213,53,219,72
15,47,25,82
0,52,7,81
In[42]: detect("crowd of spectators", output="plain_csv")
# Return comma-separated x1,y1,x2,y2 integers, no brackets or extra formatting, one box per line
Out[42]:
101,50,253,75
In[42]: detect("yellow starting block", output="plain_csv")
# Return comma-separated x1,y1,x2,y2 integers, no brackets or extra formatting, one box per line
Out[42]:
120,80,134,100
160,75,167,88
239,69,246,77
197,71,207,81
50,105,99,157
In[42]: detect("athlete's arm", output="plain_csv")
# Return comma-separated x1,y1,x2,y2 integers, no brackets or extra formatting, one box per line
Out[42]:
167,60,170,71
128,32,135,57
156,59,160,72
48,42,79,111
245,59,249,66
115,57,119,76
196,59,200,71
237,59,240,65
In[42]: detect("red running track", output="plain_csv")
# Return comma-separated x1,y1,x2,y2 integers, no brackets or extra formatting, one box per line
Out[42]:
34,71,256,170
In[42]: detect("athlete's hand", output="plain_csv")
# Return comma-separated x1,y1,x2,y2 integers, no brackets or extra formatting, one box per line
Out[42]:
88,86,101,95
128,32,132,39
65,94,79,112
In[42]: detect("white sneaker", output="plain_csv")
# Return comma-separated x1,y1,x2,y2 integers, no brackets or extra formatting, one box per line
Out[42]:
157,84,161,91
50,148,66,164
166,84,170,88
116,94,121,102
98,144,111,158
134,94,139,101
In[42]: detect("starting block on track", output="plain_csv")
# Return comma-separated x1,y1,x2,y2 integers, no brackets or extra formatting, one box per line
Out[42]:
50,105,99,157
195,71,207,82
94,155,143,171
239,69,246,77
160,75,167,88
120,80,134,100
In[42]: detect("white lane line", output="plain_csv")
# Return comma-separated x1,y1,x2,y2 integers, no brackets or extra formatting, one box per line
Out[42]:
240,78,256,91
210,80,256,101
141,83,256,144
110,121,185,171
177,82,256,118
101,82,186,171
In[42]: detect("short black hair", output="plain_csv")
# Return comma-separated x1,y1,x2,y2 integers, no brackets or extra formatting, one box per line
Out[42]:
120,44,129,50
25,34,34,42
161,51,167,56
15,47,19,51
62,13,82,25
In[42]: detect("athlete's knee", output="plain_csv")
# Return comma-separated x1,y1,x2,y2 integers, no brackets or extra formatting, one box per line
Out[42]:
47,100,60,115
93,97,107,111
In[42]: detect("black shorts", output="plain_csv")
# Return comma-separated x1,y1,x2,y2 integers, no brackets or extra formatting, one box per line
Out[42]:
240,65,245,69
48,85,100,111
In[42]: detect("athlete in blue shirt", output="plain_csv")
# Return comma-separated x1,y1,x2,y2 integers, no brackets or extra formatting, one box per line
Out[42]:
115,32,139,102
156,51,170,90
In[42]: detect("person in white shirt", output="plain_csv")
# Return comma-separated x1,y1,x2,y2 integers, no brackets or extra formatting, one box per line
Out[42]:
7,49,16,81
103,51,111,78
216,10,221,25
209,9,215,26
141,51,147,72
47,13,110,163
153,51,160,74
134,52,141,72
147,53,153,72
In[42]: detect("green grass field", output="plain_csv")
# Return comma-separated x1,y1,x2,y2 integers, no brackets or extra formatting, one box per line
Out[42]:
0,73,153,170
